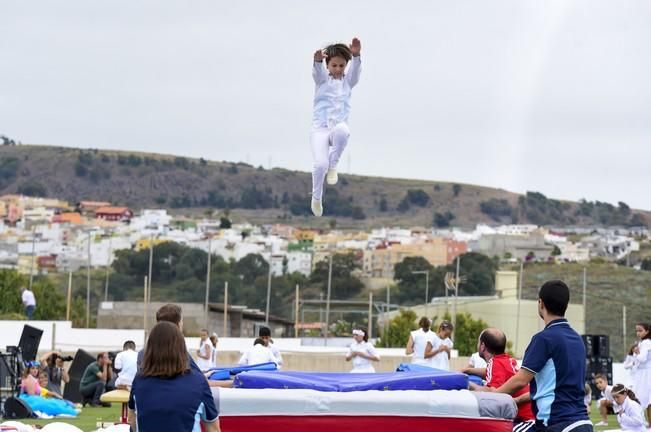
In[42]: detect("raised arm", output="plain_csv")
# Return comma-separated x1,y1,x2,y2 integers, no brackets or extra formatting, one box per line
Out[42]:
312,49,327,85
345,38,361,87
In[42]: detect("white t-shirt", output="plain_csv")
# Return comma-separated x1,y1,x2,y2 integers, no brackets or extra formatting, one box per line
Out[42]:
238,344,279,366
114,349,138,387
347,340,379,373
430,336,453,371
22,290,36,307
269,343,283,369
410,328,435,365
196,339,213,371
468,352,487,369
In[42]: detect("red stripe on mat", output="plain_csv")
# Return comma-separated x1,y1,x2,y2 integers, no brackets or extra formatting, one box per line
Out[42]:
220,415,513,432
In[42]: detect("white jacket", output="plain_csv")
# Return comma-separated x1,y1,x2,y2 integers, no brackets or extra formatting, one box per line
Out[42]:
616,396,646,432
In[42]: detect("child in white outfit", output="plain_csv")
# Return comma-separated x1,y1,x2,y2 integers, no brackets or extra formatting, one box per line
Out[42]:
310,38,362,217
611,383,647,432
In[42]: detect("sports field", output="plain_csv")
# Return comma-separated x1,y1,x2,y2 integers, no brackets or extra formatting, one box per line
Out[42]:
15,404,621,432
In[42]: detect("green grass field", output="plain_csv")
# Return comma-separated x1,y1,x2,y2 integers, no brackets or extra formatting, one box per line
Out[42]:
19,404,121,431
8,401,632,432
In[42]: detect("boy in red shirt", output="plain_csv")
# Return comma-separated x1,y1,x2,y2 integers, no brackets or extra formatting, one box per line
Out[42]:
468,328,535,431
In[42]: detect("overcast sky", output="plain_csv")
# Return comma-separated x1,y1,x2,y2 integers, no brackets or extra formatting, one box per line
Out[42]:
1,1,650,209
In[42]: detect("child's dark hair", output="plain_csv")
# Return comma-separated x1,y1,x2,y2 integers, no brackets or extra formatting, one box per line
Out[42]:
636,322,651,340
324,43,352,65
612,383,640,404
593,373,608,382
253,338,265,346
418,317,430,331
629,342,638,355
355,327,369,342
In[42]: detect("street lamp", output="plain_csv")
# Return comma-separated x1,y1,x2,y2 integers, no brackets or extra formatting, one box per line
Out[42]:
412,270,429,318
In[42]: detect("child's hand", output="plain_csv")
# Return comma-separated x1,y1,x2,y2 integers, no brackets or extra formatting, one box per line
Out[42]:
314,49,325,62
350,37,361,56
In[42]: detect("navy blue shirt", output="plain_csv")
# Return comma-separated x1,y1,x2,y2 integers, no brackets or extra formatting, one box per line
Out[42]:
128,367,218,432
521,318,588,427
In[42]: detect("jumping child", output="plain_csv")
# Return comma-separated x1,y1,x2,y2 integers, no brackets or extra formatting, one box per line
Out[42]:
611,384,647,432
310,37,362,217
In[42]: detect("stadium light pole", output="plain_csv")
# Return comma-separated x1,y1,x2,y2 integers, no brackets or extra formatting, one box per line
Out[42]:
86,231,91,328
412,270,429,318
147,234,154,305
265,254,272,326
204,236,212,329
29,226,36,291
324,249,334,345
515,259,524,357
104,236,112,302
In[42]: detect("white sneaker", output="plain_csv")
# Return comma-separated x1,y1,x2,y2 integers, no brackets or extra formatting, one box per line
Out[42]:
594,420,608,426
311,198,323,217
326,169,338,185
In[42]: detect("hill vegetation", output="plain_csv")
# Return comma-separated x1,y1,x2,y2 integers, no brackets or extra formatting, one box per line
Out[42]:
0,144,649,228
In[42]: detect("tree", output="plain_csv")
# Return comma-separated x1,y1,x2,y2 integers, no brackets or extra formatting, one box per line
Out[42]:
406,189,430,207
480,199,513,221
17,181,47,197
526,251,536,262
393,257,434,305
451,312,489,356
219,217,232,229
310,253,364,299
433,211,455,228
551,245,561,256
375,309,418,347
641,258,651,272
233,254,269,285
452,184,462,197
629,213,647,228
379,197,388,212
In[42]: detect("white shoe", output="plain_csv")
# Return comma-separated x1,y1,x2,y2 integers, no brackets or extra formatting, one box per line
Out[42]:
311,199,323,217
594,420,608,426
326,169,338,185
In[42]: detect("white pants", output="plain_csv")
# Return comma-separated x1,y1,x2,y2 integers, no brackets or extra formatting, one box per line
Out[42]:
311,123,350,201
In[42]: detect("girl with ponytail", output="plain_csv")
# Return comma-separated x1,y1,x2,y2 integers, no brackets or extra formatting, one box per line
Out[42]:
611,383,646,432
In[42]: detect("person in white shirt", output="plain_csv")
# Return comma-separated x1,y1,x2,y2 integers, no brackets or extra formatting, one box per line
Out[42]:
461,351,488,380
238,338,279,366
623,342,639,390
209,333,218,368
346,328,380,373
405,317,434,366
114,340,138,388
259,326,283,369
309,38,362,217
633,322,651,422
611,383,647,432
425,321,454,371
196,329,213,371
594,373,618,426
21,287,36,320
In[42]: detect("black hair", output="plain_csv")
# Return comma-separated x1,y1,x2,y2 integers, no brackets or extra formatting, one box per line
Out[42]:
259,326,271,337
636,322,651,340
479,329,506,355
418,317,430,331
594,373,608,382
538,280,570,316
123,340,136,350
612,383,640,404
253,338,265,346
629,342,639,355
324,43,352,65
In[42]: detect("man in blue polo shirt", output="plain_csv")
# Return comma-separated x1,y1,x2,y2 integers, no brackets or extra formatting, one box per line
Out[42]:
497,280,592,432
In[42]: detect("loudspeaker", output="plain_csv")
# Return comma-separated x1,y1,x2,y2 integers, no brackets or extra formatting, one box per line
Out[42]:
3,396,33,419
17,325,43,362
581,335,594,358
62,349,95,403
595,335,610,357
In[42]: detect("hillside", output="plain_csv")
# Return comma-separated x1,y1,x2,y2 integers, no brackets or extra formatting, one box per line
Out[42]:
1,144,649,229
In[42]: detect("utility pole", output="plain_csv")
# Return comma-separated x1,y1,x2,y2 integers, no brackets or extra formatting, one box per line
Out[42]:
324,250,334,345
104,236,112,302
582,267,587,332
265,255,273,325
143,276,148,340
622,305,627,351
204,236,212,329
223,281,229,337
66,271,72,321
295,284,300,338
368,291,373,339
29,226,36,291
86,231,91,328
147,235,154,305
453,256,460,330
515,259,524,357
412,270,429,318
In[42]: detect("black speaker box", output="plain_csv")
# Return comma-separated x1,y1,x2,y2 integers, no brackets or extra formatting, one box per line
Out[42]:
3,396,33,419
18,325,43,362
62,349,95,403
595,335,610,357
581,335,594,358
